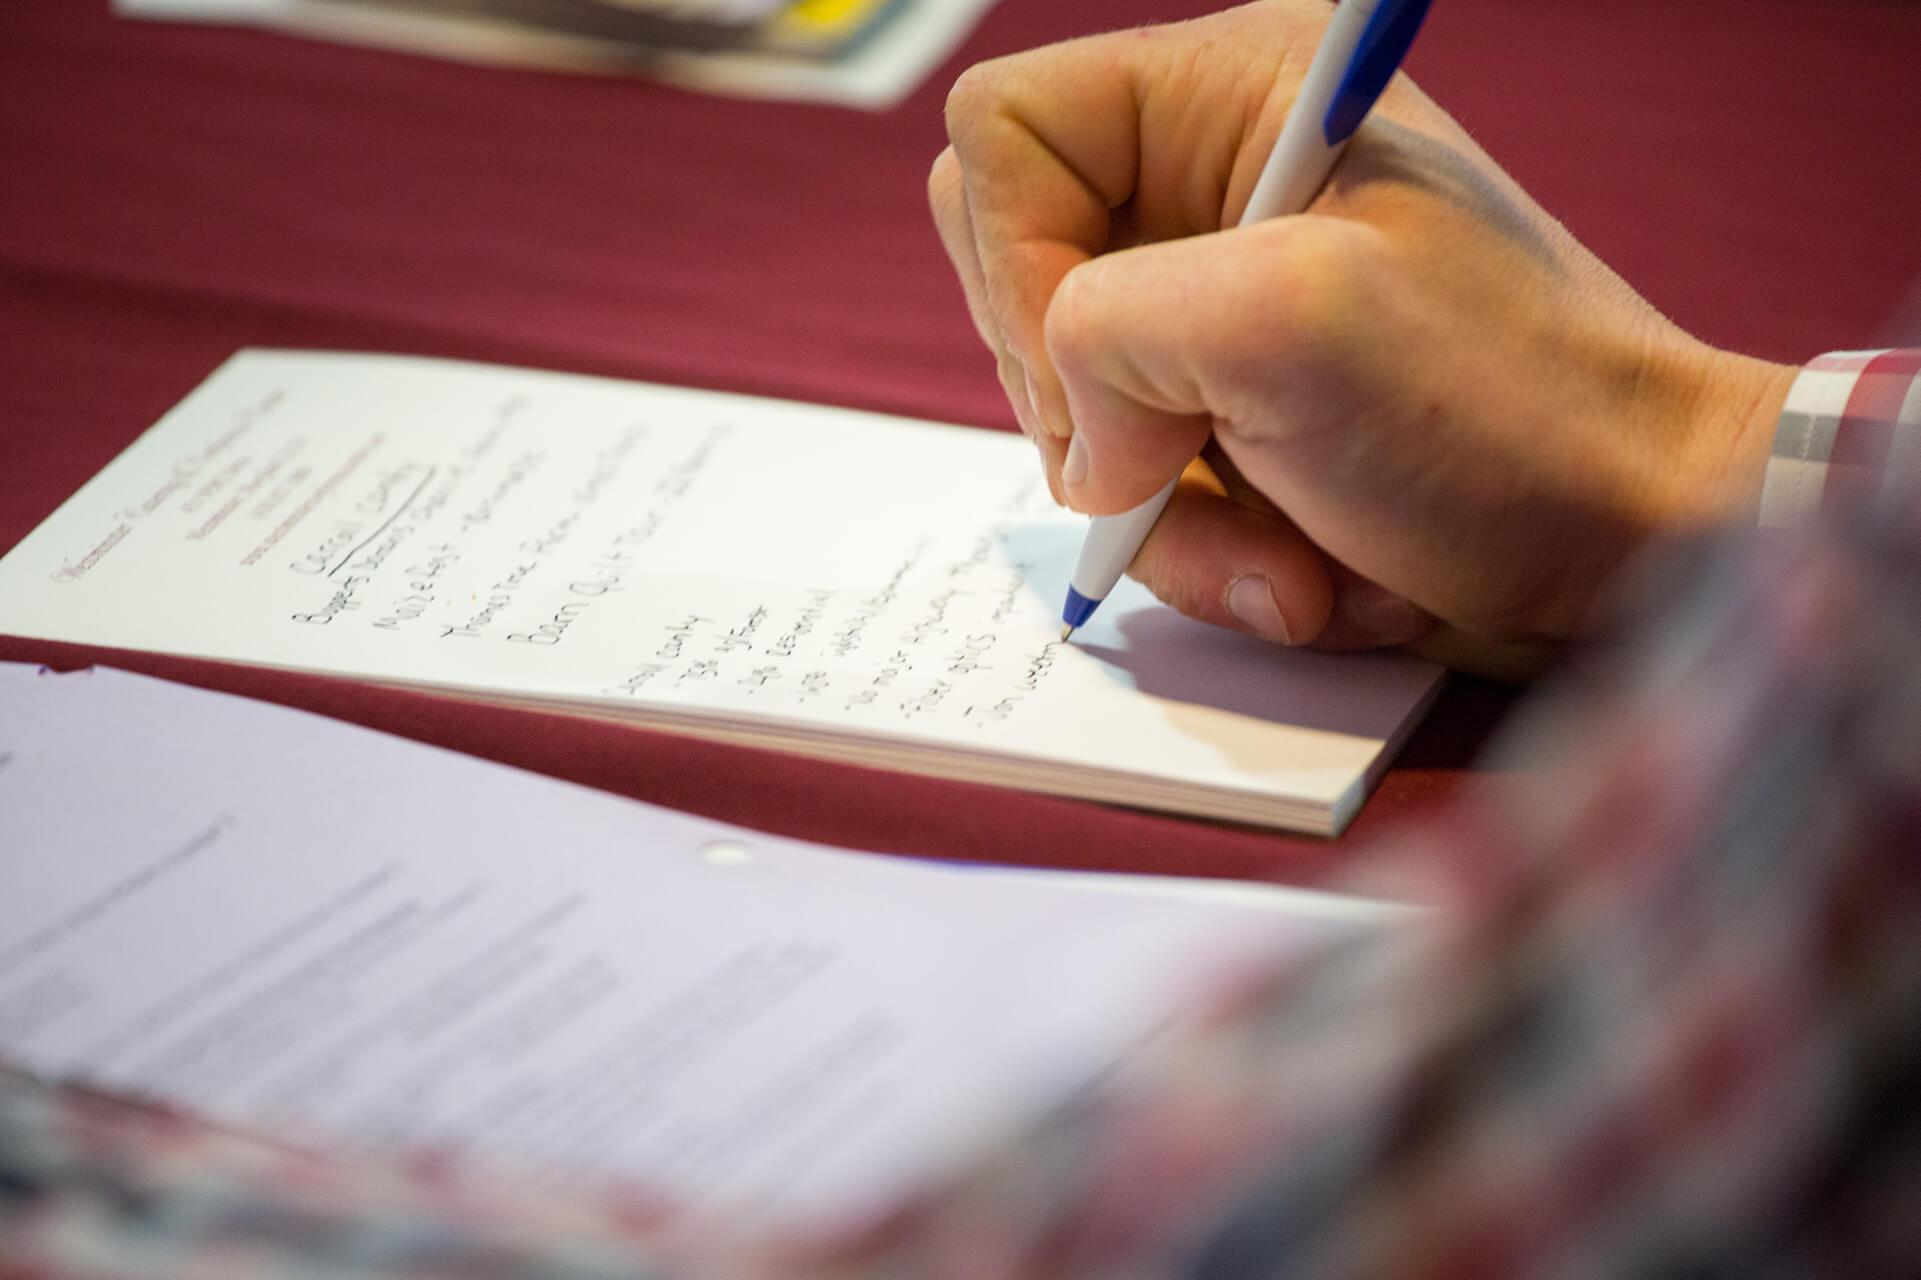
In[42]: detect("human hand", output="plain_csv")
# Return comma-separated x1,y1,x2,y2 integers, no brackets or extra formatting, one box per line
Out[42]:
930,1,1794,677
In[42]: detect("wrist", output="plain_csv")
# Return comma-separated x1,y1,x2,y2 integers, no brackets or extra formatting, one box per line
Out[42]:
1670,345,1797,528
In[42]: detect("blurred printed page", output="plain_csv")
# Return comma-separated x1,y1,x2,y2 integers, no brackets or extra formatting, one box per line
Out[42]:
113,0,999,109
0,664,1393,1225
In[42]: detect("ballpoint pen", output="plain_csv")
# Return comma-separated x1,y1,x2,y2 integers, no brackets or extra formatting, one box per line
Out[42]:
1060,0,1434,641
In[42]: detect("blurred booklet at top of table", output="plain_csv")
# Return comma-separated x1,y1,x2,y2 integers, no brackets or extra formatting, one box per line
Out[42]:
0,350,1444,835
113,0,1000,109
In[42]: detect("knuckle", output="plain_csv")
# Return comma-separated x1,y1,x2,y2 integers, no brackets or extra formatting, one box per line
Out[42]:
1270,231,1343,318
1252,222,1375,360
1140,559,1216,626
1131,527,1217,623
1041,260,1105,361
943,59,1010,142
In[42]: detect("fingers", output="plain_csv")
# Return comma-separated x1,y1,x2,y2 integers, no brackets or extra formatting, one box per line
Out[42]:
1045,215,1370,512
932,147,1069,501
1313,566,1436,651
937,10,1318,442
1129,477,1438,654
942,42,1139,443
1130,478,1336,647
927,149,1001,368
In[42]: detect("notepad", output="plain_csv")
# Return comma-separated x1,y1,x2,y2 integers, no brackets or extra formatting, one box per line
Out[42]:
0,663,1401,1226
0,350,1443,833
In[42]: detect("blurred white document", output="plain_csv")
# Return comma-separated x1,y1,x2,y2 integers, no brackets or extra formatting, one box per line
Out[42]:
0,664,1395,1225
0,351,1443,833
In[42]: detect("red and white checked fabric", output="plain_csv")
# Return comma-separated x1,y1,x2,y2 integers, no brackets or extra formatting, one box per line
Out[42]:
1760,348,1921,526
4,353,1920,1278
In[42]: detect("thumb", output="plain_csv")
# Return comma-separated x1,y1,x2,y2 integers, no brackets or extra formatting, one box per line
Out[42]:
1041,216,1345,514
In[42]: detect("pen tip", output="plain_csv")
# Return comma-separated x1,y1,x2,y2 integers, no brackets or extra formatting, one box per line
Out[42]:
1060,624,1076,642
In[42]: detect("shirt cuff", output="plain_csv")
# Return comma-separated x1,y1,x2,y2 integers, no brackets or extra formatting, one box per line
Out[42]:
1760,349,1921,527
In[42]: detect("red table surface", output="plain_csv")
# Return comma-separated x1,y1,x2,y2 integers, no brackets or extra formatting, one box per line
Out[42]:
4,1,1918,882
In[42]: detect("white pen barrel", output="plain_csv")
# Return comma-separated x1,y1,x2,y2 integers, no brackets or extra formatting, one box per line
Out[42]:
1238,0,1379,225
1068,477,1179,603
1061,0,1387,631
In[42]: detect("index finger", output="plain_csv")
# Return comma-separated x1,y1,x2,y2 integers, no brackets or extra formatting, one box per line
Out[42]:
941,39,1138,440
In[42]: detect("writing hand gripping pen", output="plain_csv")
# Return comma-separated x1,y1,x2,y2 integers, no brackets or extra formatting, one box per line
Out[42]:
1060,0,1433,640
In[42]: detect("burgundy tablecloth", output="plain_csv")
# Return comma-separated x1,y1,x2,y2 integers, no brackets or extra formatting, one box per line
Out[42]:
4,0,1917,881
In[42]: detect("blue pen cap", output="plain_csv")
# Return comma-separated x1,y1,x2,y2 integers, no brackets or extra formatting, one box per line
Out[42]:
1061,586,1101,631
1323,0,1434,146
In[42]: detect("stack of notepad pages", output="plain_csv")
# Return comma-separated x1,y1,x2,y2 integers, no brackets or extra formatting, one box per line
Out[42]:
0,351,1445,836
112,0,1001,108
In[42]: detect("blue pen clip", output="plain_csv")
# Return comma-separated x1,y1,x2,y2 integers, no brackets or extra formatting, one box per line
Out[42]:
1323,0,1433,146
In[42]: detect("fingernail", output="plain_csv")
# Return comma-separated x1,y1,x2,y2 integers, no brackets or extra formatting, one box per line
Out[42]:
1226,575,1292,644
1036,436,1064,500
998,355,1036,440
1343,582,1424,642
1026,376,1050,435
1061,431,1090,491
1010,385,1041,440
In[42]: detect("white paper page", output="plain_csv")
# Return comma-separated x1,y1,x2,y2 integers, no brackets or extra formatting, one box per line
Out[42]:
112,0,1000,110
0,663,1390,1225
0,350,1441,831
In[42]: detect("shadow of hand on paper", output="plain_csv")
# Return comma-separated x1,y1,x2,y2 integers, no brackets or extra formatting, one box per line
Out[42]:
995,520,1439,748
1075,607,1431,742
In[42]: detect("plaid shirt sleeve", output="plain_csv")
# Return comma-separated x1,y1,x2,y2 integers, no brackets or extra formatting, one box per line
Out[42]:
6,356,1921,1279
1759,348,1921,526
